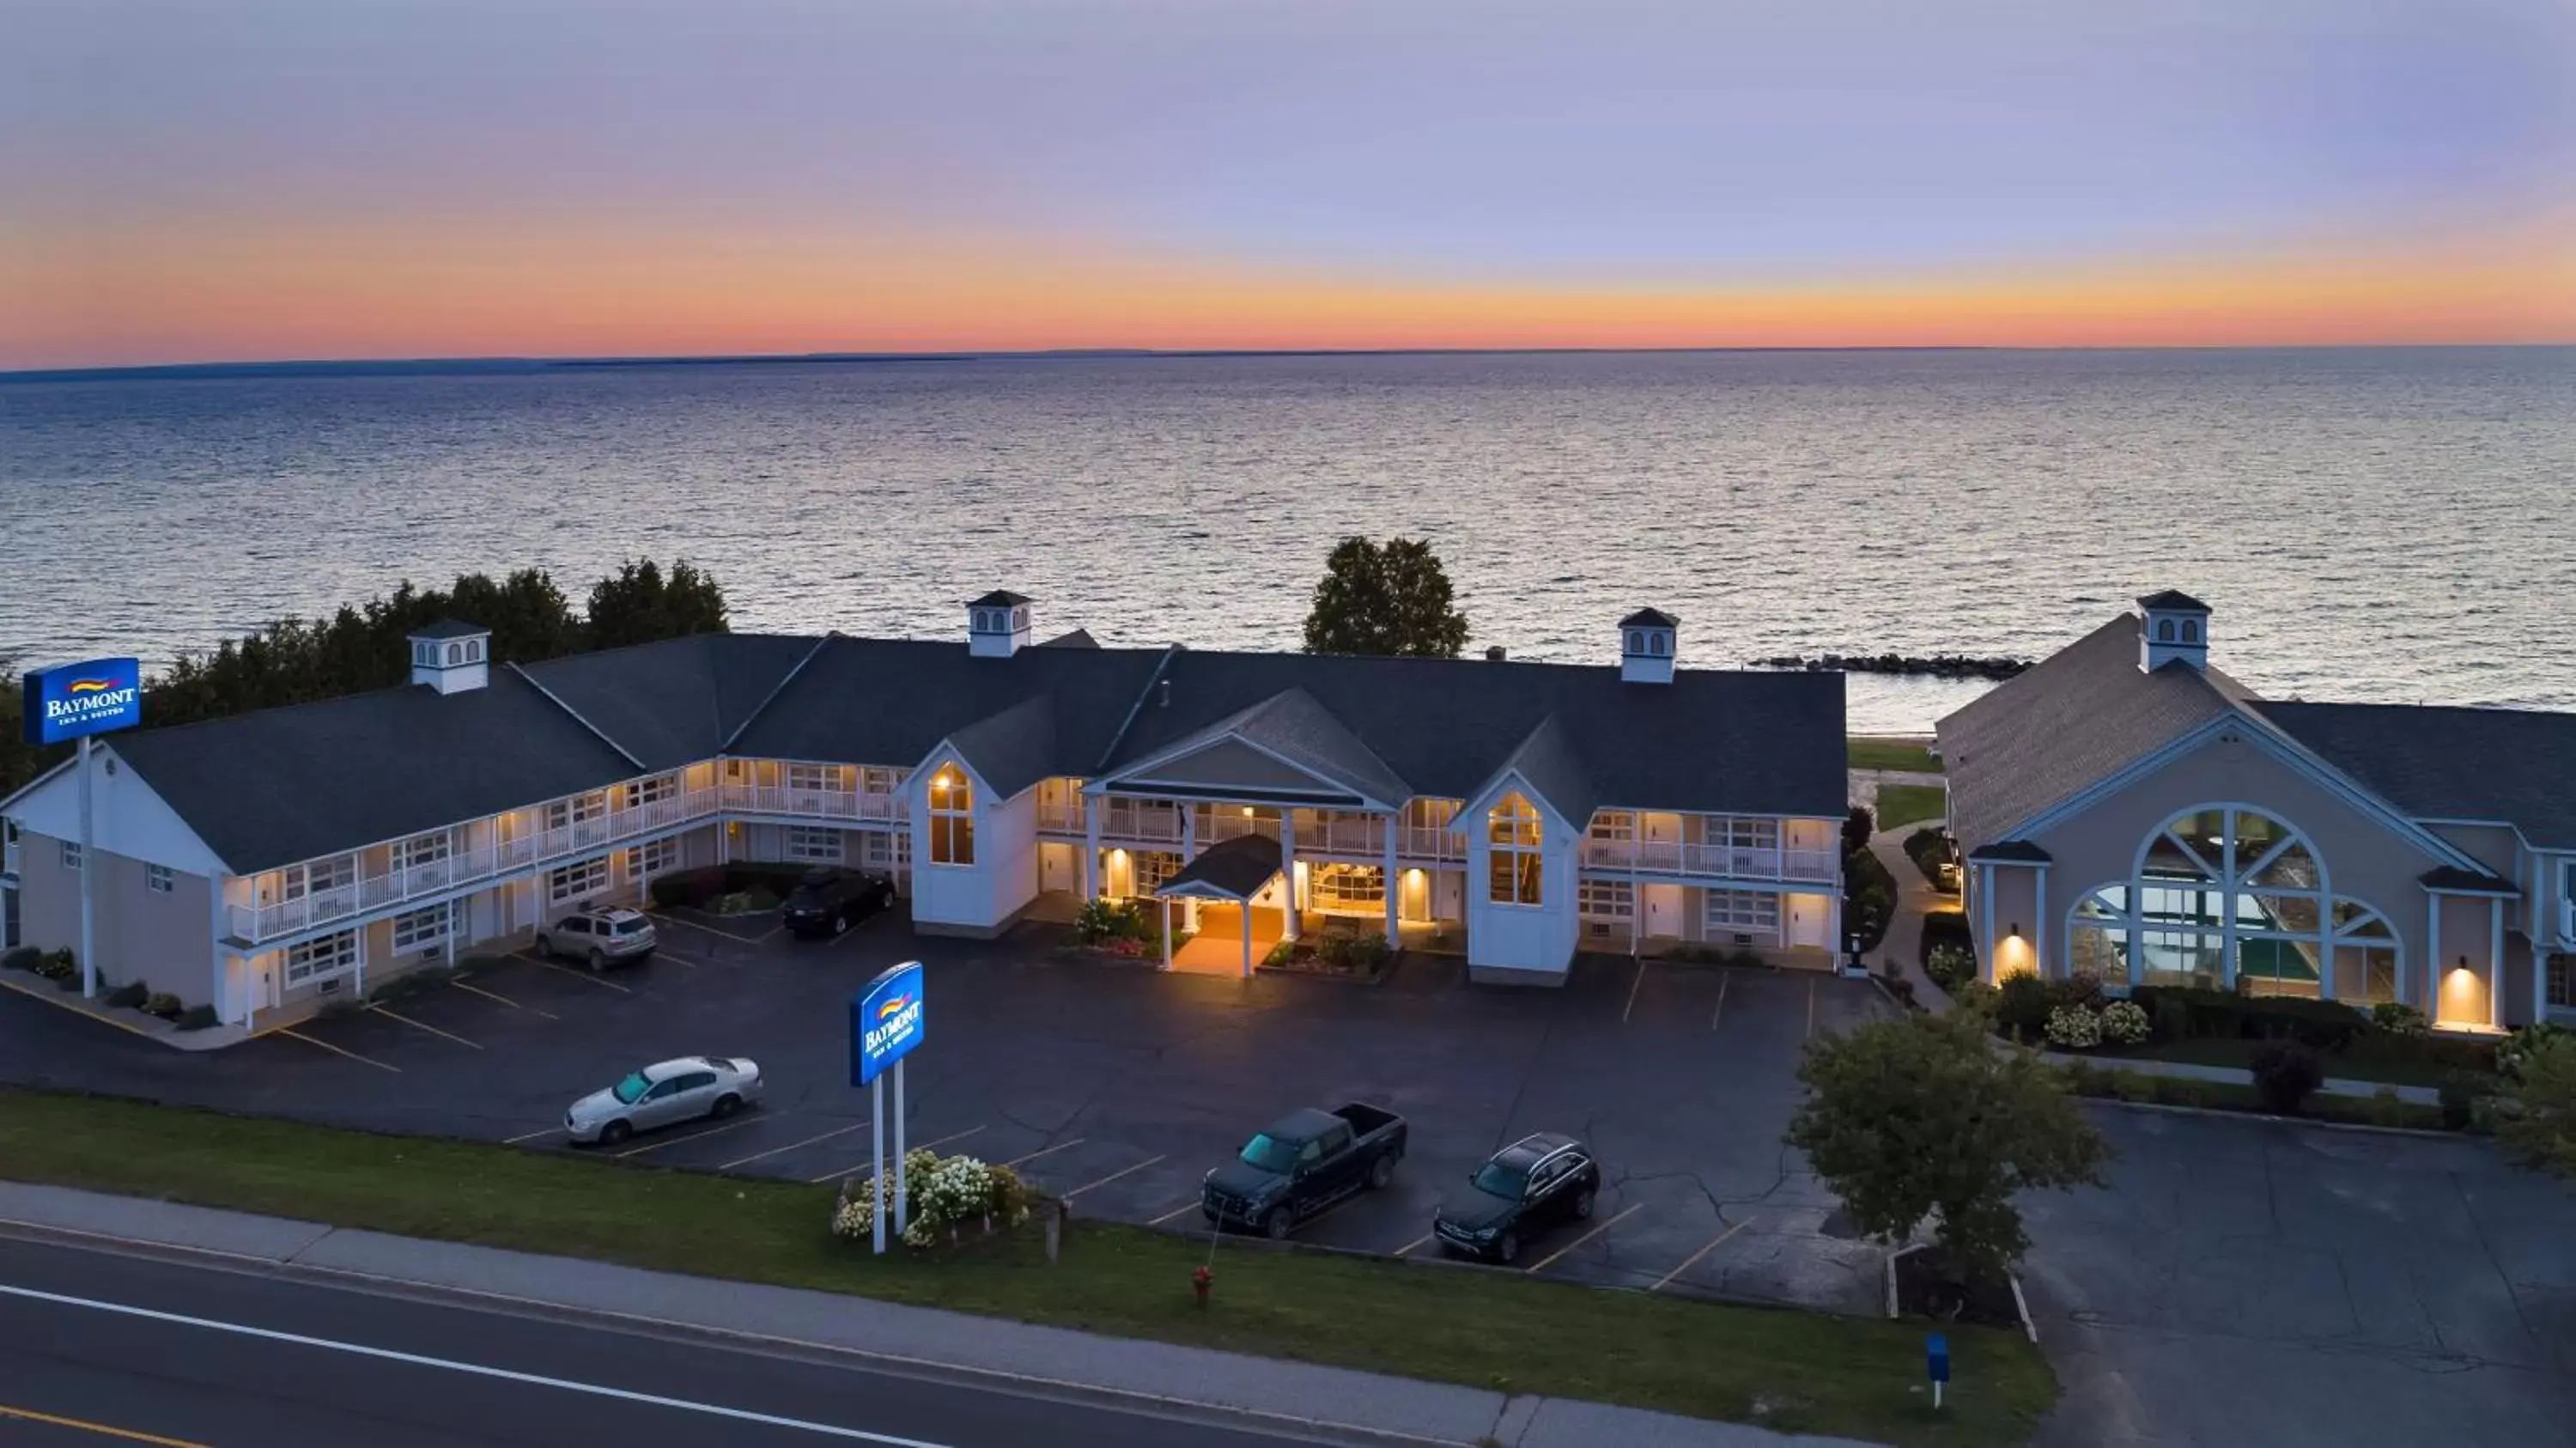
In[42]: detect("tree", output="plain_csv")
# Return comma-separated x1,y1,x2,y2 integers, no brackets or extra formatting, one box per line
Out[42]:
1785,1009,2110,1284
1301,537,1470,658
2495,1028,2576,1177
586,558,730,650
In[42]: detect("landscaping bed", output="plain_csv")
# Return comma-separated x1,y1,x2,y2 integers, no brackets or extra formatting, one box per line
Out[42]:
1892,1246,2023,1330
1261,923,1393,980
1903,827,1959,891
0,1089,2055,1447
2054,1058,2445,1131
646,863,811,916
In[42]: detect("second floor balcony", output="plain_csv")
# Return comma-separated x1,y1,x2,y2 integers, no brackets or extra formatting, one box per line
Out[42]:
1582,839,1838,884
720,782,906,824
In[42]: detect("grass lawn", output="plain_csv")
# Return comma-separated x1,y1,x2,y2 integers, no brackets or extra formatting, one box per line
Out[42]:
2101,1035,2476,1091
1848,737,1941,773
0,1089,2054,1446
1875,783,1947,831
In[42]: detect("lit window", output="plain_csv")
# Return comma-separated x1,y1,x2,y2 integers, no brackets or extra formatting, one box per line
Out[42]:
549,857,610,903
785,827,844,863
146,863,173,893
546,793,606,831
1577,879,1632,919
1487,793,1542,905
1311,864,1386,908
629,837,679,880
928,767,975,866
627,774,677,807
285,929,360,985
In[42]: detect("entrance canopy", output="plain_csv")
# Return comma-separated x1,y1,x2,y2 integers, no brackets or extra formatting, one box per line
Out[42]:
1153,832,1283,903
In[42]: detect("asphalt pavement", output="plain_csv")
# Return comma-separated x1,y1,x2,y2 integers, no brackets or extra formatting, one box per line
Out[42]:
0,1234,1328,1447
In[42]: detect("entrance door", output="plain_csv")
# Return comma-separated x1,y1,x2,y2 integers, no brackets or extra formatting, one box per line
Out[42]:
1038,841,1074,895
1643,884,1683,939
1784,893,1828,949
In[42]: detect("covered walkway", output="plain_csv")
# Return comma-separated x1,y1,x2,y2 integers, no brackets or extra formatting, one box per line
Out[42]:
1152,835,1284,977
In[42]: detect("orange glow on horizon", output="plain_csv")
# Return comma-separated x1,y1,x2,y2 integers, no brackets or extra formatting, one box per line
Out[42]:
3,210,2571,368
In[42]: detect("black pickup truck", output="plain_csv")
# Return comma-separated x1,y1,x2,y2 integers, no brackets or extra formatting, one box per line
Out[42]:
1201,1102,1407,1239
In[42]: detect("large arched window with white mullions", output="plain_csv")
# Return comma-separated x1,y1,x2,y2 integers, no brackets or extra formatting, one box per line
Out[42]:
2062,805,2403,1005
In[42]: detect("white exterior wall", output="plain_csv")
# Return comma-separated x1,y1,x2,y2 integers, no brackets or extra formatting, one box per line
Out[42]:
1462,789,1580,978
6,749,229,879
905,752,1036,937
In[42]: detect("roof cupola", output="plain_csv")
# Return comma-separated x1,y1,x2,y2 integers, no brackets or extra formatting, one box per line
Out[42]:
1619,607,1678,684
407,620,489,696
2136,589,2210,673
968,591,1033,659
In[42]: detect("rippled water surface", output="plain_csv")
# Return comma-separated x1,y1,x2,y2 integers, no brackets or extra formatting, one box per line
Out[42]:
4,348,2571,733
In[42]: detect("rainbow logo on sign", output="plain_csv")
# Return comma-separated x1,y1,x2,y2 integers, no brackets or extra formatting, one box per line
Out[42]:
852,961,926,1086
23,657,143,746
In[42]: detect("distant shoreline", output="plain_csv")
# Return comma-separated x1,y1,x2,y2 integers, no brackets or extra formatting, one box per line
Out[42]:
8,342,2565,385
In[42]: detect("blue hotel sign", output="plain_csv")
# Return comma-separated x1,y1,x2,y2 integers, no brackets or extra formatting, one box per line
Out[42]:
851,960,926,1086
22,658,143,747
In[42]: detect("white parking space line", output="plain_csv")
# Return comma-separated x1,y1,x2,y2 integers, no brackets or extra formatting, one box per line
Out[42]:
450,979,556,1021
648,912,782,946
1146,1200,1204,1226
999,1138,1085,1171
1392,1233,1434,1257
803,1124,984,1183
518,954,634,993
1060,1154,1165,1201
611,1114,769,1159
1524,1202,1643,1275
1651,1217,1753,1292
274,1028,401,1074
1806,977,1818,1038
369,1006,483,1050
504,1126,567,1145
715,1121,871,1171
1710,970,1731,1031
1622,958,1647,1023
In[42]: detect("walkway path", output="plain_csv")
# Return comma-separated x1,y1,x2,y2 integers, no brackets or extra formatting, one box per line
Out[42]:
1862,815,1958,1014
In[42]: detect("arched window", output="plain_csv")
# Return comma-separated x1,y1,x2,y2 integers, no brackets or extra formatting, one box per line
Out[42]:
1625,630,1643,654
927,766,975,866
447,642,464,666
468,639,484,662
1649,633,1667,656
2157,618,2177,642
2181,619,2199,644
2061,804,2400,1005
1487,793,1543,905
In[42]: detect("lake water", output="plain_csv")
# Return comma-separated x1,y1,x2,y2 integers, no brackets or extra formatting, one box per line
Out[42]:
3,347,2571,733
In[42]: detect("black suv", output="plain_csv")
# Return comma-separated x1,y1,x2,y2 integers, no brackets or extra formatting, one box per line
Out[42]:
781,867,898,940
1431,1132,1600,1264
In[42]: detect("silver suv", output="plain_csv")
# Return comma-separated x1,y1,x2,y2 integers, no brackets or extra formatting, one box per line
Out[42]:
534,904,657,970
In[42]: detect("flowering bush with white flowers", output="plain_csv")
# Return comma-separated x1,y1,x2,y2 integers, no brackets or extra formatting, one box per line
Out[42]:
2099,999,2150,1045
831,1151,1035,1249
2044,1004,2103,1049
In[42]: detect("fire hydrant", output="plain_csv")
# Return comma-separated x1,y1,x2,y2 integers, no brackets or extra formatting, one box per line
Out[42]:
1191,1265,1213,1308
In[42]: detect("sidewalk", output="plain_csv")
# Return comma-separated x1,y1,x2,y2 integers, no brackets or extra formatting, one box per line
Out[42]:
0,1180,1879,1448
1862,816,1957,1014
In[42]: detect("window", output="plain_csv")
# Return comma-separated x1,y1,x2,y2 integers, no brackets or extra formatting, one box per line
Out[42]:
392,903,451,951
1704,890,1780,931
861,766,903,796
1649,632,1667,656
629,837,678,880
1625,630,1643,654
468,638,484,662
285,929,359,985
1310,864,1385,909
722,758,749,785
786,764,842,794
2182,619,2200,644
546,792,606,832
144,863,173,893
1487,793,1543,905
627,774,677,807
60,841,82,871
1577,878,1633,920
785,827,844,863
927,766,975,866
2549,954,2574,1010
398,832,451,871
863,830,911,871
549,857,609,903
2157,618,2177,642
1728,818,1780,851
1588,811,1636,842
1131,851,1182,894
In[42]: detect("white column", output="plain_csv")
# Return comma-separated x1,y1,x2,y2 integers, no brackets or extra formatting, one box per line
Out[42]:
1279,813,1298,943
1382,819,1399,946
1978,864,1996,981
1240,907,1252,978
1082,810,1101,901
2426,893,2440,1017
1181,804,1197,861
2492,896,2506,1030
1162,897,1173,970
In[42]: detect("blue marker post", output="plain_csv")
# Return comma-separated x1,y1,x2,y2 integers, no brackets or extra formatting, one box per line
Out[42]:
1926,1331,1951,1411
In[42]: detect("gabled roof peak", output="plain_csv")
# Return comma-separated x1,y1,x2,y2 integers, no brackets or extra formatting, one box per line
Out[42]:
2136,589,2209,613
967,589,1031,609
1619,607,1679,629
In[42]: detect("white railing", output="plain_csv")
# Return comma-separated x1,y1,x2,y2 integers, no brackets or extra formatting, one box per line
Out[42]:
1293,815,1386,855
1036,801,1086,834
230,788,726,943
1097,800,1185,844
721,783,905,824
1580,840,1839,883
1202,812,1281,845
2562,896,2574,947
1397,824,1465,861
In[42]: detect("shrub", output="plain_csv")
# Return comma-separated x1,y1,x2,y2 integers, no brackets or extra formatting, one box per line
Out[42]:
2251,1041,2325,1115
2364,1086,2411,1129
1074,897,1157,947
2498,1023,2572,1082
2371,1001,2430,1037
2045,970,2105,1011
2149,992,2191,1043
144,992,183,1019
1994,972,2052,1039
1726,946,1766,971
1950,979,2000,1020
2099,999,2151,1045
1261,939,1298,968
2439,1070,2500,1131
176,1005,218,1031
1902,828,1959,889
647,866,726,910
1842,806,1874,856
104,981,149,1009
832,1149,1031,1248
2044,1004,2103,1049
2131,986,2367,1051
1923,941,1977,995
0,946,39,973
2494,1032,2576,1176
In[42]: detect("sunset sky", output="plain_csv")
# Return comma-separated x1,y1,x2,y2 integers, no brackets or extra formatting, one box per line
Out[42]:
3,0,2572,368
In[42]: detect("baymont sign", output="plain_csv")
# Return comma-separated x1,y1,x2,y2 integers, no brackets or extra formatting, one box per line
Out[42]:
23,657,144,746
850,960,927,1086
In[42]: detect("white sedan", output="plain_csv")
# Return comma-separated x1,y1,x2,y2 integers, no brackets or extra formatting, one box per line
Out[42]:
565,1056,762,1146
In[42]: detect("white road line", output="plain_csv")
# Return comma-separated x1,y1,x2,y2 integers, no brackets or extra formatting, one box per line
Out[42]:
1061,1154,1165,1200
0,1281,951,1446
450,979,556,1021
804,1125,985,1184
1145,1200,1204,1227
1622,958,1647,1023
275,1029,400,1074
1391,1233,1434,1258
716,1122,871,1171
1710,971,1731,1031
519,955,633,994
1523,1202,1643,1275
369,1006,483,1051
999,1139,1084,1170
503,1127,566,1145
611,1114,768,1159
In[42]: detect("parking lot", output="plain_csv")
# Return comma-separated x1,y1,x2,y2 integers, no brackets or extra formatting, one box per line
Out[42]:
0,903,1898,1312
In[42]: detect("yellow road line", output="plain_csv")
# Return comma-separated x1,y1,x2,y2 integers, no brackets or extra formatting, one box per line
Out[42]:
1523,1202,1643,1275
520,955,633,993
504,1126,566,1144
0,975,161,1040
1062,1153,1166,1200
0,1401,210,1445
611,1113,767,1159
1622,958,1647,1022
1146,1199,1205,1226
1000,1138,1085,1170
801,1124,986,1183
275,1028,400,1074
1650,1217,1754,1292
369,1006,482,1050
449,978,556,1020
1710,970,1731,1031
714,1121,871,1171
1392,1232,1434,1257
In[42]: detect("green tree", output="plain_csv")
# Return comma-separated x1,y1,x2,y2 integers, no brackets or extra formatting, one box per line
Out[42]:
2496,1029,2576,1177
585,558,730,649
1301,537,1470,658
1785,1009,2110,1284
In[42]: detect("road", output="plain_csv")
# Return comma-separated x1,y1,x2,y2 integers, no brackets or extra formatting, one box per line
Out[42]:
0,1235,1331,1447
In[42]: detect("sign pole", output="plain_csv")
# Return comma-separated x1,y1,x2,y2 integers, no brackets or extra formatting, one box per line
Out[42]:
76,735,94,999
871,1072,886,1255
893,1057,909,1237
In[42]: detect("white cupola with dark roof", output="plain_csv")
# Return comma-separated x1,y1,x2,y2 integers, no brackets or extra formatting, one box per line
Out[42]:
967,590,1034,658
408,619,490,695
1619,607,1679,684
2136,589,2211,673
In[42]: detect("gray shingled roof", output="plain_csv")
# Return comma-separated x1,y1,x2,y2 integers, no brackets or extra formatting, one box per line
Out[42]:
110,672,640,873
944,695,1059,799
2261,702,2576,849
1936,613,2258,853
2136,589,2209,612
519,634,822,772
1156,833,1285,899
1478,715,1597,826
1119,688,1414,807
409,619,489,641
